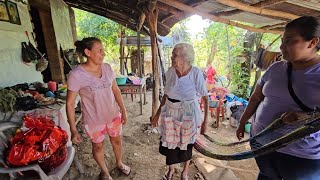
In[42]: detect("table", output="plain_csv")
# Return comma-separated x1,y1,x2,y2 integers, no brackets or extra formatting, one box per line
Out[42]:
118,78,147,115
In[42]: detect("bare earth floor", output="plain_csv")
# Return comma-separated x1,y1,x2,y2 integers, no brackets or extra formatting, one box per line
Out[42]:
64,92,259,180
0,91,258,180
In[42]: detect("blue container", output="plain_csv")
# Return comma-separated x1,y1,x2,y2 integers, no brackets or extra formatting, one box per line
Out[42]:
116,77,127,85
209,100,219,108
245,123,251,133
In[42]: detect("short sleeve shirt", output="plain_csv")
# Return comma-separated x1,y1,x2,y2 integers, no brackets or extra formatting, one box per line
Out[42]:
253,61,320,159
67,63,119,126
164,66,207,101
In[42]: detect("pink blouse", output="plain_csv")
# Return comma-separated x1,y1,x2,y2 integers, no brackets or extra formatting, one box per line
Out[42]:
67,63,119,126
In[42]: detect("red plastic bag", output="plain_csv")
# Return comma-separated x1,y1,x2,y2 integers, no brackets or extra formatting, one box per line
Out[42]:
7,114,68,172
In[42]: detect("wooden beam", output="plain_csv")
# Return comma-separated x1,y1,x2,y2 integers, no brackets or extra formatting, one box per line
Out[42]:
215,0,299,20
261,22,287,30
157,2,180,14
159,0,283,34
158,1,205,23
137,30,142,77
119,28,125,74
214,0,287,17
147,8,160,116
137,12,146,31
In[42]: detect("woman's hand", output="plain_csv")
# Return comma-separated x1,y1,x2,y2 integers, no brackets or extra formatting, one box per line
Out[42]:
151,113,160,128
121,112,127,125
236,123,246,141
200,122,207,135
200,116,208,135
281,112,305,124
71,130,82,144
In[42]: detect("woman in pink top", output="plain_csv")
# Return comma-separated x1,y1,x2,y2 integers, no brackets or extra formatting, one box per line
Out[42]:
66,37,130,180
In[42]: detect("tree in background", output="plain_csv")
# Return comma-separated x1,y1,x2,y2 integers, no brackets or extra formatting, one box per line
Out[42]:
74,8,135,68
191,21,281,98
75,9,282,98
169,18,192,44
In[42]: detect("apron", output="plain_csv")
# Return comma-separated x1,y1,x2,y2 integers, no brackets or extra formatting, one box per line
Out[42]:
159,99,202,150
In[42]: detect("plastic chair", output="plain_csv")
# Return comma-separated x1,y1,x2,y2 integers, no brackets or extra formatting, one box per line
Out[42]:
0,122,75,180
210,99,225,128
209,87,229,128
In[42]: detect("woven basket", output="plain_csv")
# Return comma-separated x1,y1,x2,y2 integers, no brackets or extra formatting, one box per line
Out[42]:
36,59,48,72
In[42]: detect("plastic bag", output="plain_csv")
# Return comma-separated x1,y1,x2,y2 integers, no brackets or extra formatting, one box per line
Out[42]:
7,114,68,172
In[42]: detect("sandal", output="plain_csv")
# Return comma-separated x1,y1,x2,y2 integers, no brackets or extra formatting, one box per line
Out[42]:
162,170,174,180
181,175,189,180
99,172,113,180
181,172,189,180
117,164,131,176
181,176,189,180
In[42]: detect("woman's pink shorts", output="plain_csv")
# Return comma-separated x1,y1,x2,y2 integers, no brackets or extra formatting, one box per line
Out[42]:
84,113,122,143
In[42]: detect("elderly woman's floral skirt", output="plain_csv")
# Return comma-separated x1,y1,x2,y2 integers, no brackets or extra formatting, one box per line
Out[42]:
159,99,202,164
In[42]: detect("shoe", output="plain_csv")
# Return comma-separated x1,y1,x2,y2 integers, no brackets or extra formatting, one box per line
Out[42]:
117,164,131,176
99,172,113,180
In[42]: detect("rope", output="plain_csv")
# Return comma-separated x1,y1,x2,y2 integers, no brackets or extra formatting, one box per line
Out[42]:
195,109,320,160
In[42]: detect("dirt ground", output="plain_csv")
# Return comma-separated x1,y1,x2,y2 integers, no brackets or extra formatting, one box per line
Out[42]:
63,91,259,180
0,91,258,180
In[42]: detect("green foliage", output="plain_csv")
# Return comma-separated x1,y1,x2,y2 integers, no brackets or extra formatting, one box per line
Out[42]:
189,21,281,98
74,8,135,65
169,18,192,43
261,33,281,51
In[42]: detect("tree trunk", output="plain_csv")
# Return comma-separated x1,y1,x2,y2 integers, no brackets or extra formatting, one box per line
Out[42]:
239,31,255,98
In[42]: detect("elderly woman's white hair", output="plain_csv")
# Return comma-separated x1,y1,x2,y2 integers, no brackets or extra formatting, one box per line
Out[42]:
173,42,195,64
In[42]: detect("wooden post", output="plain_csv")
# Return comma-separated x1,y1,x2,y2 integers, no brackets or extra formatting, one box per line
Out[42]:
137,30,142,77
120,28,125,75
147,8,160,116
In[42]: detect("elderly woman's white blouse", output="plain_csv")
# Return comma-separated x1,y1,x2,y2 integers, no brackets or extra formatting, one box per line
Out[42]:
164,66,207,100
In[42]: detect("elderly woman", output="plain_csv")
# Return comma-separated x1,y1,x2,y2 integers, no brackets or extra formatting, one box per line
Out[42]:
151,43,208,180
236,16,320,179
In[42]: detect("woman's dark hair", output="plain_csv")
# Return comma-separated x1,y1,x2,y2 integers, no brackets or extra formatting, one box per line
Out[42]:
285,16,320,51
74,37,101,57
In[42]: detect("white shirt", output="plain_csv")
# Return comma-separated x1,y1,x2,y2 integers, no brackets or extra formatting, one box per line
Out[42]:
165,66,207,101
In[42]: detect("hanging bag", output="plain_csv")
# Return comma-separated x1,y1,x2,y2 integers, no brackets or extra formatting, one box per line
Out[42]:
25,31,42,60
21,42,32,63
287,62,313,112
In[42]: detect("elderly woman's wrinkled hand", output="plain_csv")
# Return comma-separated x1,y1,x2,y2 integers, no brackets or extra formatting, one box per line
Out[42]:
281,112,304,124
200,123,207,135
151,113,160,128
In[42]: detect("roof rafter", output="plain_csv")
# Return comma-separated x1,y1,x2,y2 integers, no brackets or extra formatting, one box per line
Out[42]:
261,22,287,30
158,0,206,23
215,0,299,20
213,0,287,17
158,0,283,34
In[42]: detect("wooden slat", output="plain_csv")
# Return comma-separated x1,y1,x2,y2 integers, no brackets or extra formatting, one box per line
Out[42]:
216,0,299,20
158,0,283,34
214,0,287,17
